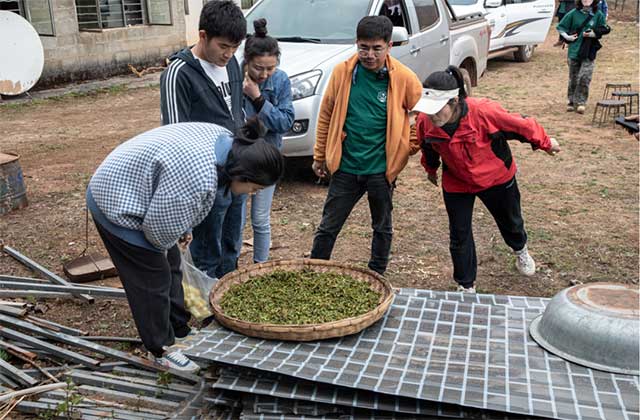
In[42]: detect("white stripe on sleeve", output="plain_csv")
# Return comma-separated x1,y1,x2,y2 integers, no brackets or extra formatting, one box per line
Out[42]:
165,60,186,124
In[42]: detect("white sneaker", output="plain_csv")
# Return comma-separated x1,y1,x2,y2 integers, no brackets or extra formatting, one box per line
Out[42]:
515,245,536,276
576,105,586,114
456,284,476,293
154,350,200,373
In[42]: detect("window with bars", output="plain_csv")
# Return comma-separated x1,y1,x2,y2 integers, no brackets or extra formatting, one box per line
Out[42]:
74,0,171,30
0,0,55,36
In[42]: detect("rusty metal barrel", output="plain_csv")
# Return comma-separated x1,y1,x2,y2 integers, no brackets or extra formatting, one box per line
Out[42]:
0,152,28,215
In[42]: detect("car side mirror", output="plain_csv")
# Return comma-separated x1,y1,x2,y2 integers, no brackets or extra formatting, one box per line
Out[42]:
484,0,502,7
391,26,409,46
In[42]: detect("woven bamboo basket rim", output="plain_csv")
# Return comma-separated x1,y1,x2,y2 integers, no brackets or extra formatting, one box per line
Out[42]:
209,259,394,341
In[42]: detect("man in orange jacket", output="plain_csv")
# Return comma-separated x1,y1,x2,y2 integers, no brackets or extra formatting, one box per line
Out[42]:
310,15,422,275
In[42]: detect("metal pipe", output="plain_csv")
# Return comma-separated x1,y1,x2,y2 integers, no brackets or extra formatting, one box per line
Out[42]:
0,325,101,369
0,281,125,298
0,314,200,384
1,245,94,303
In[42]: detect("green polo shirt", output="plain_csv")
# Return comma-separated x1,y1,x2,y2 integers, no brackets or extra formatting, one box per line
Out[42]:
557,9,606,60
340,66,388,175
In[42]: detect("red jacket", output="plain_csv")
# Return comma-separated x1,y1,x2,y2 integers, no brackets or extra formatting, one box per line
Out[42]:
417,97,551,193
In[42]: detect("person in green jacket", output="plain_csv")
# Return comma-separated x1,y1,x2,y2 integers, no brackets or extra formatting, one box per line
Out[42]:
557,0,609,114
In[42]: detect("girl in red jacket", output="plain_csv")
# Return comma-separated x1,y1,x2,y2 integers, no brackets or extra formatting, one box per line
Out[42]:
414,66,561,293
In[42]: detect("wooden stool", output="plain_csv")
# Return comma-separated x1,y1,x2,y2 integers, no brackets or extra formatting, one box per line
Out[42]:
592,100,627,127
612,91,639,115
602,83,631,99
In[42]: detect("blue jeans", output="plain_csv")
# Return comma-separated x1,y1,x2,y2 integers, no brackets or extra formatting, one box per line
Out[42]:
249,184,276,263
190,187,247,279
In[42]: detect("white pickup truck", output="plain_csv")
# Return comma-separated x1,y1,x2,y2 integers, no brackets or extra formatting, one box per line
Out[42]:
244,0,490,158
449,0,554,62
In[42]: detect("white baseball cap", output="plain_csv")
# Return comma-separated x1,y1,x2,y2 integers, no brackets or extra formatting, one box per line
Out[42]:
412,88,459,115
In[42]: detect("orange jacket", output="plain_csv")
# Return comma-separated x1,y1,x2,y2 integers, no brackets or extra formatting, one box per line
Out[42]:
313,54,423,183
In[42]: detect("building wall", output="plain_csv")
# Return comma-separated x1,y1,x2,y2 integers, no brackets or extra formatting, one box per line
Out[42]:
184,0,246,46
185,0,201,46
39,0,187,85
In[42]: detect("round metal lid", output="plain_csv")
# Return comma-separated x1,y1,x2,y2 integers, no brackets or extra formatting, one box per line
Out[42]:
530,283,639,375
0,153,20,165
0,11,45,96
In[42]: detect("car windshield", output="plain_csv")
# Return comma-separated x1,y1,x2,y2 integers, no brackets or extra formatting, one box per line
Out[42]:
246,0,372,44
448,0,480,5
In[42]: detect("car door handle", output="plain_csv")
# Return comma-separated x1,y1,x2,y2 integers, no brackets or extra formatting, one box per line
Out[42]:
410,46,421,54
440,36,449,43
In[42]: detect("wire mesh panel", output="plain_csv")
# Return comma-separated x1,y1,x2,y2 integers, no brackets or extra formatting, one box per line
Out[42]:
182,292,640,420
213,366,540,419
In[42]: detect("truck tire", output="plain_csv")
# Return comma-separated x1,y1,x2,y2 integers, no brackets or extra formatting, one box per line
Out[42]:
514,45,535,62
460,67,473,97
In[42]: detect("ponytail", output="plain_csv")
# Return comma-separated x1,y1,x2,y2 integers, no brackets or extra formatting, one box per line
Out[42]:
218,117,285,191
236,114,268,143
244,19,281,63
423,65,468,100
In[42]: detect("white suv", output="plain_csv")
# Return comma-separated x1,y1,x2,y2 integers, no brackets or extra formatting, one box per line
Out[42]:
449,0,554,62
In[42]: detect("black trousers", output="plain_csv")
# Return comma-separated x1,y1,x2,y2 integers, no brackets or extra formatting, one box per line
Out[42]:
310,171,394,275
94,222,191,357
443,177,527,288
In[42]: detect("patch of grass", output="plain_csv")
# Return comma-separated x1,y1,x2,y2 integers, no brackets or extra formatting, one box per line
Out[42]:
36,142,67,152
53,84,129,102
296,222,310,232
114,342,132,352
524,183,548,192
38,378,83,419
157,371,172,386
528,228,553,242
70,172,92,190
357,230,371,238
1,84,129,111
490,240,512,256
1,98,47,110
106,84,128,94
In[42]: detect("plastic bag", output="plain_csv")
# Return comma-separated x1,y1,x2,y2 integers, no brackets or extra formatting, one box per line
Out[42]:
181,248,218,321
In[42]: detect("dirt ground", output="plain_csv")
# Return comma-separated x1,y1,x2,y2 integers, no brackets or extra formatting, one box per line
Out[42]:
0,23,638,341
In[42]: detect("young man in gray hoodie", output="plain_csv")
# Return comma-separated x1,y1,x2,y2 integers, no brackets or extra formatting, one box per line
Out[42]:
160,0,247,280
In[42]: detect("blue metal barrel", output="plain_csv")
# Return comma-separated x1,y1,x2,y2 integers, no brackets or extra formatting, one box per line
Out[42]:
0,153,28,216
